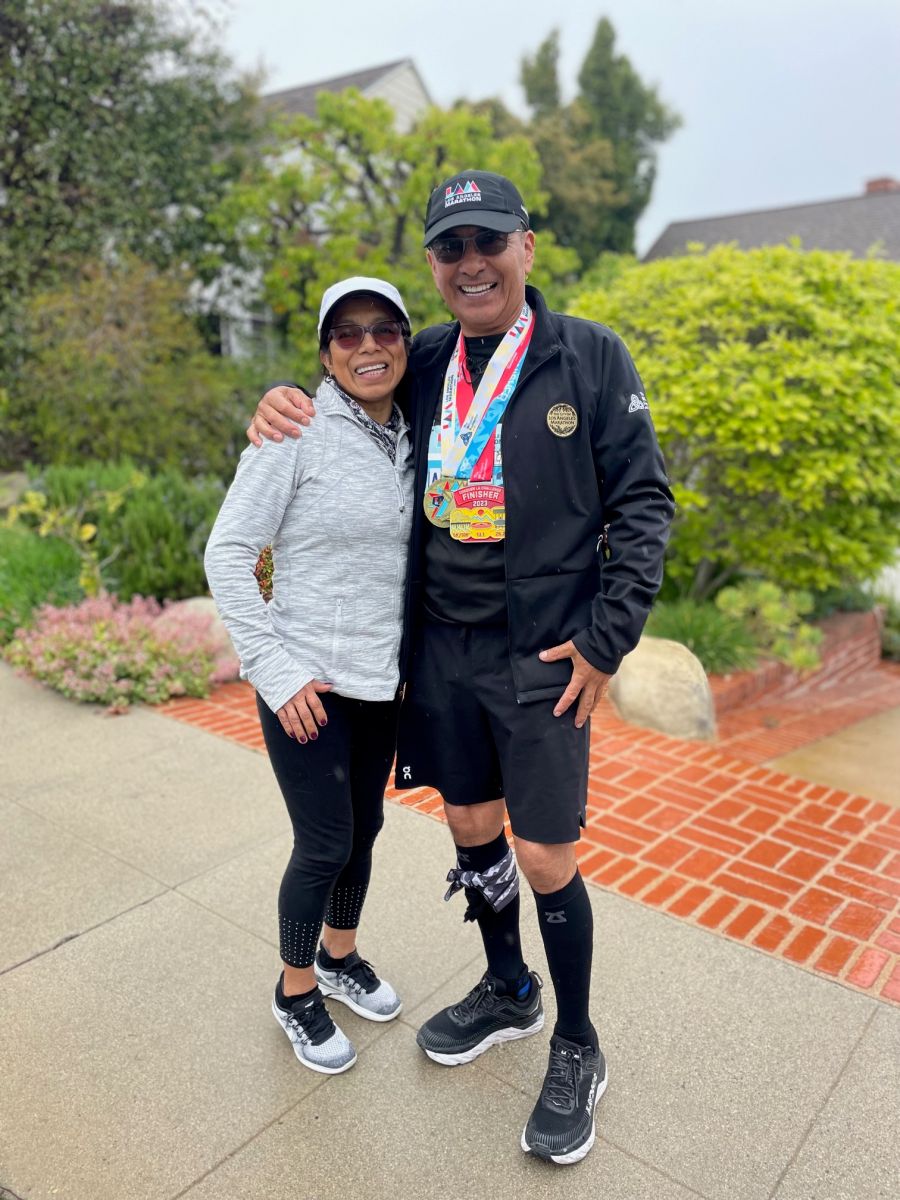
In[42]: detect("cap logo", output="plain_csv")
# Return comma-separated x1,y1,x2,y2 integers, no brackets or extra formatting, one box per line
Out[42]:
444,180,482,209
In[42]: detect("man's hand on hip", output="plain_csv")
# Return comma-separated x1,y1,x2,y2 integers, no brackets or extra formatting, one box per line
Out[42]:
246,386,316,446
539,641,612,728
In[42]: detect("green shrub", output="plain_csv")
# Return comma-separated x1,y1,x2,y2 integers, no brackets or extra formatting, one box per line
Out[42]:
30,462,225,601
879,596,900,661
3,257,256,478
645,600,758,674
0,526,82,643
810,585,877,619
570,245,900,598
9,471,144,596
715,581,822,671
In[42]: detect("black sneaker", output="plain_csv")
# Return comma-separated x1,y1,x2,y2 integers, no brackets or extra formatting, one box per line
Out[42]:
521,1034,608,1165
416,971,544,1066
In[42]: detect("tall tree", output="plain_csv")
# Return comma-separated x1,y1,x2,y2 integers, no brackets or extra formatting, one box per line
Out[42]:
576,17,681,252
476,19,680,263
0,0,261,366
520,28,561,118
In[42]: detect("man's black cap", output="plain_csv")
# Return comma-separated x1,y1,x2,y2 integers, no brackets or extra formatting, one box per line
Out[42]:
423,170,530,245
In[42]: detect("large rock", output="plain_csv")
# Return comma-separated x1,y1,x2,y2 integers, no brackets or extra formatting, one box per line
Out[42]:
608,636,716,741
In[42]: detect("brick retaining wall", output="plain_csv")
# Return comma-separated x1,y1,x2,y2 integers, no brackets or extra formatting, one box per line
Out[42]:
711,609,884,716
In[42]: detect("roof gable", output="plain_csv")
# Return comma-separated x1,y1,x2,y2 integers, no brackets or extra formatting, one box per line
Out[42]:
263,59,427,116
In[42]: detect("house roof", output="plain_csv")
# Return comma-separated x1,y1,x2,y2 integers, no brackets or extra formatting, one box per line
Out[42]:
262,59,427,116
643,190,900,262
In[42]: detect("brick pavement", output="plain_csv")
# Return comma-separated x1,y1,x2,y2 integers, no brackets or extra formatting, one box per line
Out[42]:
158,661,900,1006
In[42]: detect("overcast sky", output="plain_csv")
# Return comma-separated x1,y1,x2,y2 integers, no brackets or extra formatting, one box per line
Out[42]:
219,0,900,256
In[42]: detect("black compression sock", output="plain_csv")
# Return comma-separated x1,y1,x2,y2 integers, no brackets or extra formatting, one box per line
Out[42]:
455,833,526,990
456,831,509,874
533,871,598,1049
317,945,352,969
276,976,318,1006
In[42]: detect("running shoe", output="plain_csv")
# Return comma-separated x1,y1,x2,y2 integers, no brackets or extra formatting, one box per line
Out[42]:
272,980,356,1074
416,971,544,1066
521,1033,608,1165
314,949,402,1022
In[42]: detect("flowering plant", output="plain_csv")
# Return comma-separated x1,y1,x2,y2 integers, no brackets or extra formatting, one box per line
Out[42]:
254,545,274,603
4,593,233,710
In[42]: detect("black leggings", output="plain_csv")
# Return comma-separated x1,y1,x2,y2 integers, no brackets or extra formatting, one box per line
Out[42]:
257,691,400,968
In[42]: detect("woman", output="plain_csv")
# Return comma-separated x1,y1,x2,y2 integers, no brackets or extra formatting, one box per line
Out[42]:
205,277,414,1074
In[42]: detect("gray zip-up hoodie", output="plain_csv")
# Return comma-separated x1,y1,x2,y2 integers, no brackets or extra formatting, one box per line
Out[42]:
204,379,414,711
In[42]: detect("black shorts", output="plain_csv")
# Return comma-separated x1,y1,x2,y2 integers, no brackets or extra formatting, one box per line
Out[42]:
395,622,588,844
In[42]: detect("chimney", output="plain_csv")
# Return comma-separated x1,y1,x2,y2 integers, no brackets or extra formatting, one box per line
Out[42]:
865,177,900,195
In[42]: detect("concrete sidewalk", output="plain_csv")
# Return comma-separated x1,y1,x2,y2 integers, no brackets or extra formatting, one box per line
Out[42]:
772,707,900,809
1,664,898,1200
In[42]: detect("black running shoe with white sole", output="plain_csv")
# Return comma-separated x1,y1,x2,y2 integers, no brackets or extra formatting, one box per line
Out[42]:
416,971,543,1066
272,981,356,1074
314,949,402,1022
521,1034,608,1165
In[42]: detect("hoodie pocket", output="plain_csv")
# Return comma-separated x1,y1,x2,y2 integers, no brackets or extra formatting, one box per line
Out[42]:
330,596,355,677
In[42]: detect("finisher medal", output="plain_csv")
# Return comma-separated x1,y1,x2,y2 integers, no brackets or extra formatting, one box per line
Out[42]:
423,475,458,528
423,304,534,542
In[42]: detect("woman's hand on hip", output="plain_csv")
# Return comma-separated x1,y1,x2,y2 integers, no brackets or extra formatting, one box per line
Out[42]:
276,680,332,742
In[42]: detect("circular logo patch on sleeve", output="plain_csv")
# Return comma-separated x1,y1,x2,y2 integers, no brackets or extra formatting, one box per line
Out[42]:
546,403,578,437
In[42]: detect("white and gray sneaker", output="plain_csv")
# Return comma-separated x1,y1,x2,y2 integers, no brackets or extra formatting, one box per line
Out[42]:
272,981,357,1074
314,949,402,1022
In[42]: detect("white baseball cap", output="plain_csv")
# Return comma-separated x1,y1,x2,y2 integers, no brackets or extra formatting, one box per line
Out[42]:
317,276,411,341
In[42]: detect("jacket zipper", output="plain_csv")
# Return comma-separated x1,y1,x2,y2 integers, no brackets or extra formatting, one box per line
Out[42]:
394,464,405,512
501,344,561,704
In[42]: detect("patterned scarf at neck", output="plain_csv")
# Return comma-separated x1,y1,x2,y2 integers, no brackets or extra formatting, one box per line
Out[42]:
327,376,404,465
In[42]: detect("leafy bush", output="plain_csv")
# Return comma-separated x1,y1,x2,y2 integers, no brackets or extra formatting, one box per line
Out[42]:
809,585,876,619
879,596,900,661
715,581,822,671
4,593,227,709
8,473,143,596
571,245,900,598
645,600,758,674
28,462,225,601
3,257,257,477
0,526,82,643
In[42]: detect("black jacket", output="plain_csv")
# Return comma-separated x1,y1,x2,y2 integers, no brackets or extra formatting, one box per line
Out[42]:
403,285,674,703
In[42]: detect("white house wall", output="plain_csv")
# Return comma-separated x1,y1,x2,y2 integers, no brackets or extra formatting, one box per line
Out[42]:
366,62,431,133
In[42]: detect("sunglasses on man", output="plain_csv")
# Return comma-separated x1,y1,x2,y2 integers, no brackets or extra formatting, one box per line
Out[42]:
328,320,406,350
428,229,522,264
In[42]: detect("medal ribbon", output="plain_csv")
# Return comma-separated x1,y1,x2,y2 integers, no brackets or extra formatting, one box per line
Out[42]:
438,304,534,481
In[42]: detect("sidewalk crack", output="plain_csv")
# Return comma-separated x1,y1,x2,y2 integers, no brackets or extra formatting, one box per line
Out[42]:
0,890,165,978
766,1003,879,1199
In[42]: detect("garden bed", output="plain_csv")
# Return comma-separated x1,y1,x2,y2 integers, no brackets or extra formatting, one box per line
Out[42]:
710,609,884,715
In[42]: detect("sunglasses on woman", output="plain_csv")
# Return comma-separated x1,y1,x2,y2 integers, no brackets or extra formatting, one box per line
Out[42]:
428,230,520,264
328,320,405,350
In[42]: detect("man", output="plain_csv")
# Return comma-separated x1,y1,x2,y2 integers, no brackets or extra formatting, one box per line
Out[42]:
249,170,674,1164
